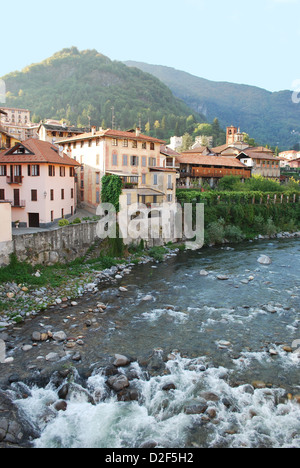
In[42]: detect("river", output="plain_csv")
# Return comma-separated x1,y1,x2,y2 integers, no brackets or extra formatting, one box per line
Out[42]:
2,238,300,448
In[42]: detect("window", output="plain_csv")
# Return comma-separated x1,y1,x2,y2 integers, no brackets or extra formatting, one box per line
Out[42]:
51,211,54,223
60,166,65,177
28,165,40,177
71,188,74,199
49,165,55,177
150,142,155,150
167,194,173,202
88,140,92,147
130,156,139,166
0,165,6,176
96,154,100,166
61,189,64,200
132,140,138,149
0,189,5,200
167,175,173,189
73,142,77,149
123,139,128,147
70,167,75,177
112,153,118,166
81,141,84,148
112,139,118,146
153,174,158,185
142,156,146,167
149,157,156,167
127,193,132,205
50,189,54,201
61,209,64,219
123,154,128,166
96,191,100,204
96,138,100,146
31,190,37,202
96,172,100,185
142,142,146,150
142,174,146,184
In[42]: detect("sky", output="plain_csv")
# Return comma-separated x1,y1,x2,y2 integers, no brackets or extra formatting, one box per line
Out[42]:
1,0,300,92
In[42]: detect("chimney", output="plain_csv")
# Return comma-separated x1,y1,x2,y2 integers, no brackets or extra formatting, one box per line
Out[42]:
91,126,96,136
136,127,141,137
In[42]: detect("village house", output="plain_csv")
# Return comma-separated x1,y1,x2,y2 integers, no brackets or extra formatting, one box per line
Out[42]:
176,152,251,188
0,139,79,228
0,107,39,141
0,125,20,150
59,127,177,213
38,120,89,143
237,147,281,179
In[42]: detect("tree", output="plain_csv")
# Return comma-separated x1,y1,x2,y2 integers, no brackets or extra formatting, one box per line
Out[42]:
179,133,194,151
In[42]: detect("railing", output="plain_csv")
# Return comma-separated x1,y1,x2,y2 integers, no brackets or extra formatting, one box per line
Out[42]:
191,167,251,178
6,175,23,184
6,199,26,208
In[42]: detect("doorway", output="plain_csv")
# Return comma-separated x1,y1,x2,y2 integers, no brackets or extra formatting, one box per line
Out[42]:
28,213,40,228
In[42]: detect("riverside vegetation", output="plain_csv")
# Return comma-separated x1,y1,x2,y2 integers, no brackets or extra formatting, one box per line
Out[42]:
0,175,299,325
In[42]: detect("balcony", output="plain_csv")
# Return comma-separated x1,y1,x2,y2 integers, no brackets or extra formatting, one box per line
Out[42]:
191,167,251,179
6,199,26,208
6,175,23,185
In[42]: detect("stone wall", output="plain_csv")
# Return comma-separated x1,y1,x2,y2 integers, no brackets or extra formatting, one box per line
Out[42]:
0,222,99,267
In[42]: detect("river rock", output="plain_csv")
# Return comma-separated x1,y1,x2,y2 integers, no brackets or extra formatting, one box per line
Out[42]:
199,270,209,276
162,382,176,391
217,275,229,281
54,400,68,412
119,287,128,292
184,399,208,415
52,331,67,342
142,295,154,301
22,345,32,352
113,354,130,367
107,374,129,392
45,352,60,362
32,332,41,342
257,255,272,265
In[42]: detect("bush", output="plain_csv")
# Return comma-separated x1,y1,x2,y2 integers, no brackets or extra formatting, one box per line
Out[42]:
71,218,81,224
224,225,245,242
58,219,69,227
206,219,225,245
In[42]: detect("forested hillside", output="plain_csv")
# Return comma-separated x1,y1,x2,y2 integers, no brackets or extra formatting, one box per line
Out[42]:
125,61,300,150
2,48,208,141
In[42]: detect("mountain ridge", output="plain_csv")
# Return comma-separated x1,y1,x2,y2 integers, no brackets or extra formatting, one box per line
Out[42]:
125,60,300,150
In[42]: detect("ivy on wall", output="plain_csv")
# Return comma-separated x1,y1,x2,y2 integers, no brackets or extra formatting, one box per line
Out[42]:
101,175,123,213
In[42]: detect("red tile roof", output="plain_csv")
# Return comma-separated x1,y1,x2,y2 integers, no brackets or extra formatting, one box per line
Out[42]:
176,154,248,168
239,148,278,161
58,128,165,145
0,139,80,166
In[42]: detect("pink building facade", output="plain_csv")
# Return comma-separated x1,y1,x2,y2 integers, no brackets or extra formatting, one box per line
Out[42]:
0,139,79,228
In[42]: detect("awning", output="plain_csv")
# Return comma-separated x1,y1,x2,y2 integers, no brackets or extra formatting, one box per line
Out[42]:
106,171,141,177
137,188,165,196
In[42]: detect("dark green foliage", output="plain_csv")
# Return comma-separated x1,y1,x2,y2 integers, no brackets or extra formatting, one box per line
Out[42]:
101,174,123,213
2,48,206,140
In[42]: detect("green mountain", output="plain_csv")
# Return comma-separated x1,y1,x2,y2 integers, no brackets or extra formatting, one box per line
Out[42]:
125,61,300,150
1,48,207,140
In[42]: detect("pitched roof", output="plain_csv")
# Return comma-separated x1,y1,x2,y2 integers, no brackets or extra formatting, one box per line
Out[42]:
58,128,165,144
160,145,181,157
40,123,88,133
211,144,244,154
0,139,80,166
176,154,249,168
181,146,212,155
238,147,278,161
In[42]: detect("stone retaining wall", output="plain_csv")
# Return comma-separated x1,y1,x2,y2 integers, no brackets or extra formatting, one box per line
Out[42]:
0,222,99,267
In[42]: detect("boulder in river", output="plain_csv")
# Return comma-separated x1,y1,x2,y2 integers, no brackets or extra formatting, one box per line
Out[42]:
257,255,272,265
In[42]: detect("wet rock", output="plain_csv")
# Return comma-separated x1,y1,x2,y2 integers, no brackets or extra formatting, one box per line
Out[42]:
139,440,159,449
199,392,219,402
185,400,208,415
54,400,68,412
72,352,81,362
282,346,293,353
199,270,209,276
258,255,272,265
217,275,229,281
107,374,129,392
252,381,267,389
162,382,176,391
113,354,130,367
142,295,154,301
